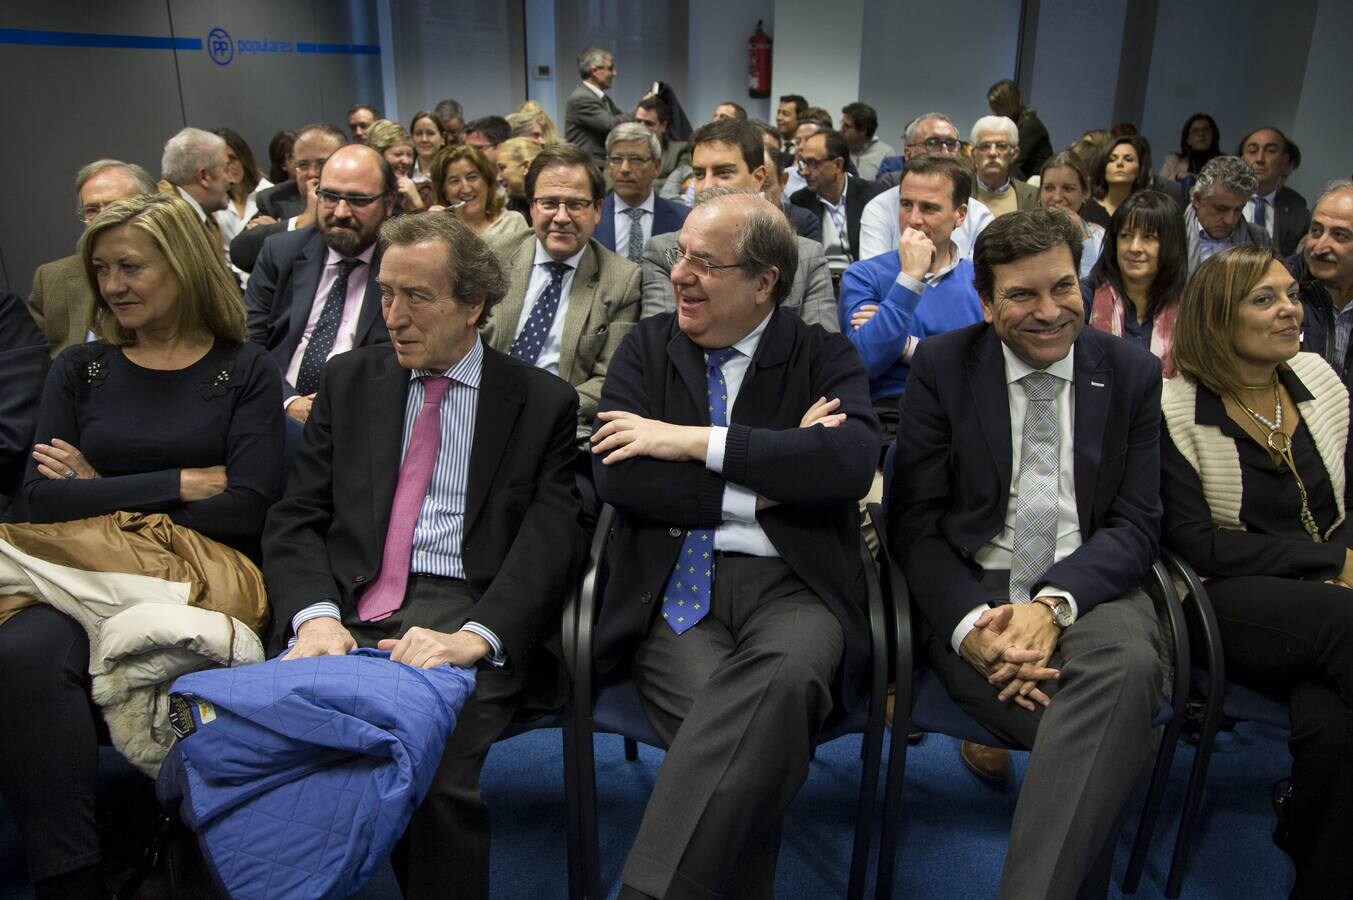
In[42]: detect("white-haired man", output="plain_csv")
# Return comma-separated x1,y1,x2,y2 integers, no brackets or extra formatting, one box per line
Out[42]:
970,115,1038,217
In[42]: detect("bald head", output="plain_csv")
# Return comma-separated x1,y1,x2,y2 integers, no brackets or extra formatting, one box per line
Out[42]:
317,143,396,255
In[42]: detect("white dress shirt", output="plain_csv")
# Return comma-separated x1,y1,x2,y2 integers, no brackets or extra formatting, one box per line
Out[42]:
952,344,1081,652
513,243,587,375
614,192,656,256
214,177,274,245
703,311,779,557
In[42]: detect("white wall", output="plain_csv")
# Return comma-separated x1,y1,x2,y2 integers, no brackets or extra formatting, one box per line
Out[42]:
686,0,774,127
1139,0,1316,169
1025,0,1129,150
553,2,688,126
1289,0,1353,202
856,0,1021,151
772,0,865,129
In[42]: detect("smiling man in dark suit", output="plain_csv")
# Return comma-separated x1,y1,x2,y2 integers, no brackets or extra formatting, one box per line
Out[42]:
244,142,396,425
591,191,879,897
264,212,586,900
890,208,1165,900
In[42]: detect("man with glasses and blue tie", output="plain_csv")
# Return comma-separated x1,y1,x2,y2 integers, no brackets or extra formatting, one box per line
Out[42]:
481,143,641,444
590,190,879,897
596,123,689,264
244,142,396,424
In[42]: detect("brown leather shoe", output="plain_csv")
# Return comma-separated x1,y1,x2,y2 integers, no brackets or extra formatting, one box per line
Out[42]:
959,740,1010,784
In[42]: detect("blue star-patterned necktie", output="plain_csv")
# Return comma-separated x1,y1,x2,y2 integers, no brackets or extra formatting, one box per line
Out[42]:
661,346,738,634
509,261,571,365
295,258,362,395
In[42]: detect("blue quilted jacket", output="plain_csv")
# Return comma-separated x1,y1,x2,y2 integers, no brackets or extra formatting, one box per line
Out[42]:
157,649,476,899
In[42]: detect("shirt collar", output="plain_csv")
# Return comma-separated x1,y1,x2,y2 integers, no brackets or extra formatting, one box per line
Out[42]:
615,192,656,214
923,243,962,284
712,307,773,364
532,241,587,270
174,186,208,223
582,81,605,99
1000,341,1076,385
410,333,484,389
1255,188,1278,205
817,174,850,211
979,178,1013,195
323,243,376,268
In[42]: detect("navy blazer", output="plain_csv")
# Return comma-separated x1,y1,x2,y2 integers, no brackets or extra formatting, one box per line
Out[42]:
594,192,690,255
592,309,881,704
229,181,307,274
790,176,886,262
243,229,389,401
1273,185,1311,258
888,324,1163,641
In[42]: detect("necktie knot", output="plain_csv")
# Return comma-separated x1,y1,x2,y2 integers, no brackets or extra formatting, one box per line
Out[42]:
544,260,571,280
337,258,362,275
624,207,646,222
1020,371,1057,402
419,375,452,405
706,347,739,371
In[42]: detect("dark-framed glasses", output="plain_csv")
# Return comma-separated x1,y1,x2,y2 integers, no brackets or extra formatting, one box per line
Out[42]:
534,197,595,214
663,246,741,277
907,137,961,152
316,189,386,208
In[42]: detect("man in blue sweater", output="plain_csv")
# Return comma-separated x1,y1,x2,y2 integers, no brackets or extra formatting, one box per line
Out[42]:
838,154,983,444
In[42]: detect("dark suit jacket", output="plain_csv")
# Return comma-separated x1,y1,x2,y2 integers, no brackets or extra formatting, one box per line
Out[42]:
591,309,881,703
783,202,823,243
564,83,628,166
790,177,886,262
1274,185,1311,258
658,139,691,181
229,181,307,274
0,292,49,516
889,324,1162,641
593,193,689,255
263,343,587,670
243,229,389,401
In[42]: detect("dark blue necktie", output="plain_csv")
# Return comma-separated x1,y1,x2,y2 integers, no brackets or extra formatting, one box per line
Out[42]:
295,258,362,395
1253,196,1268,229
510,261,571,365
661,346,739,634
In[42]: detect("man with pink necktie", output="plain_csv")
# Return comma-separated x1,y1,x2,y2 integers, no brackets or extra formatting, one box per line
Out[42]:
263,212,587,900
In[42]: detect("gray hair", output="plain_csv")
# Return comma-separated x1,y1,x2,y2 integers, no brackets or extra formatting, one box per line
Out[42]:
605,122,661,160
904,113,956,145
1194,155,1258,200
378,212,508,324
970,115,1018,146
693,189,798,305
1316,180,1353,208
74,159,155,208
433,98,463,122
577,47,613,80
160,127,227,186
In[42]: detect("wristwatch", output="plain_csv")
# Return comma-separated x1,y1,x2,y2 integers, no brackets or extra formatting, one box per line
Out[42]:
1033,596,1074,628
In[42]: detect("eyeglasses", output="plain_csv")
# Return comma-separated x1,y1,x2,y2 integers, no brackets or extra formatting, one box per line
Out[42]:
78,202,117,224
906,137,961,152
975,141,1013,154
316,189,387,208
534,197,595,214
795,156,834,171
607,155,653,168
663,246,741,277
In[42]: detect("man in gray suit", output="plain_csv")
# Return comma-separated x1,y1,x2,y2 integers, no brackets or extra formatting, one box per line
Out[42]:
481,143,641,441
641,119,837,331
565,47,628,168
28,159,156,356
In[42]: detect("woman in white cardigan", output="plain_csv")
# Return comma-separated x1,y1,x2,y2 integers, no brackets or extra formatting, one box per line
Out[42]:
1161,245,1353,900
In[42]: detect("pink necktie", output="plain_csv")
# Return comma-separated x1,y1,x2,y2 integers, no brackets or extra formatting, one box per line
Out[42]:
358,376,453,622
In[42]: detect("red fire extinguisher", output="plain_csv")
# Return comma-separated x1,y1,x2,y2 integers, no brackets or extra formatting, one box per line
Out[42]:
748,20,772,99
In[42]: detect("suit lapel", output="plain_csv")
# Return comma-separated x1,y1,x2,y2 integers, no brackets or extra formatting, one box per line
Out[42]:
969,328,1014,502
558,242,600,384
595,195,616,251
367,354,411,537
731,310,791,424
465,348,525,527
668,325,710,421
1072,338,1111,532
354,247,384,343
287,234,326,350
486,236,534,353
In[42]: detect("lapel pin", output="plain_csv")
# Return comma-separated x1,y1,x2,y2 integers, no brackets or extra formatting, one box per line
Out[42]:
1090,380,1106,387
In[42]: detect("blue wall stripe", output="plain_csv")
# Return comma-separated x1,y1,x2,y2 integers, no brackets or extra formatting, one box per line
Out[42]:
296,42,380,55
0,27,201,51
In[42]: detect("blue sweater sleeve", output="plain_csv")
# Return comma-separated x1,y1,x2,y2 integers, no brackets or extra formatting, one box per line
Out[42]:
839,259,924,381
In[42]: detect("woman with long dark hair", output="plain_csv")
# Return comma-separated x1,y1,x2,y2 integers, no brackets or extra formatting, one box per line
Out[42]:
1160,113,1221,183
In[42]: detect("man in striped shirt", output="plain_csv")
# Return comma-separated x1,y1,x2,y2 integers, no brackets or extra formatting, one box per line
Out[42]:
264,212,587,900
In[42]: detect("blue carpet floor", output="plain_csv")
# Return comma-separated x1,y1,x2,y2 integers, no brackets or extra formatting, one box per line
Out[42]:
0,723,1293,898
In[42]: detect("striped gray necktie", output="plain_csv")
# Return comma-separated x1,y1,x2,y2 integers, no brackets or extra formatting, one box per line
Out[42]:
1009,371,1060,603
624,206,646,262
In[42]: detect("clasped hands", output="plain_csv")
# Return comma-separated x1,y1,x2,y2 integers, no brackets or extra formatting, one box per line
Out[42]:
285,617,490,669
958,601,1063,712
590,395,847,465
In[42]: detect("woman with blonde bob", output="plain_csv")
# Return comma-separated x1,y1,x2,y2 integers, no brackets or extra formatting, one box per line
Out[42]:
1162,245,1353,899
366,118,428,211
1,194,283,899
430,144,529,240
507,101,559,146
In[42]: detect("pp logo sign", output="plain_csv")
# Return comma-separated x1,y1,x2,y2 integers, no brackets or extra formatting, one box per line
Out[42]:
208,27,233,66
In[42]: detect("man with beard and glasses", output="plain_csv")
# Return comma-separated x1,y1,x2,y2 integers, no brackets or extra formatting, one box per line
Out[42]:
245,143,397,424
